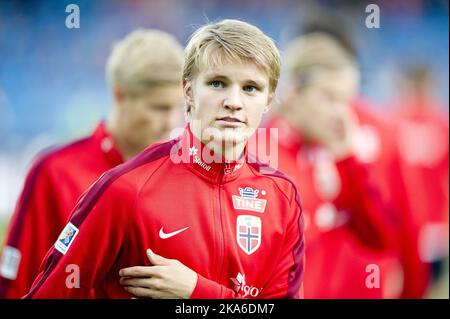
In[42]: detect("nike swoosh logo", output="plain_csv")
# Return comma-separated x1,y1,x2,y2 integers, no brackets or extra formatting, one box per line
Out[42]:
159,226,190,239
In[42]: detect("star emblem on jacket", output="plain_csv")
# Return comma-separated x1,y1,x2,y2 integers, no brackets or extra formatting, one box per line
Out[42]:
189,146,198,156
230,272,246,293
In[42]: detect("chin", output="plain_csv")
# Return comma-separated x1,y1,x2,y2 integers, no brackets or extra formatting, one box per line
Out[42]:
201,126,244,145
221,129,249,146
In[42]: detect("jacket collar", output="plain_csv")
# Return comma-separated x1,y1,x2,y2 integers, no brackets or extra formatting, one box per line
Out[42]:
176,123,246,184
92,121,124,166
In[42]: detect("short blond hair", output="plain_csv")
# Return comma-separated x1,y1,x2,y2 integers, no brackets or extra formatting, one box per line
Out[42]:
183,19,281,112
284,32,357,86
106,29,184,96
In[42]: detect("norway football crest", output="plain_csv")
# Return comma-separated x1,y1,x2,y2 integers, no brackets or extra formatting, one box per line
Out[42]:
236,215,262,255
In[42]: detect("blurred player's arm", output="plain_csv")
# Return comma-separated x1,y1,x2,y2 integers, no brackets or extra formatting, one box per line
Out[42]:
322,106,397,251
334,156,398,251
0,157,64,298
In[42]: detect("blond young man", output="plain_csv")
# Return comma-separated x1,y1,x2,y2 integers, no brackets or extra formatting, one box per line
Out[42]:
106,29,185,160
25,19,305,299
0,29,184,298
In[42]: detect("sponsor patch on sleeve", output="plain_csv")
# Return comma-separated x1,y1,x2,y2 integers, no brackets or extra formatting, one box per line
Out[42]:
0,246,22,280
55,222,79,255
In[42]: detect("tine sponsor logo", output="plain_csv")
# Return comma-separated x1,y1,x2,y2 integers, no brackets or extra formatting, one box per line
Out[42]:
232,187,267,213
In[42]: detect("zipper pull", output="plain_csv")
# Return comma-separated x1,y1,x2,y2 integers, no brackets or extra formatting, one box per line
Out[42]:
224,163,233,175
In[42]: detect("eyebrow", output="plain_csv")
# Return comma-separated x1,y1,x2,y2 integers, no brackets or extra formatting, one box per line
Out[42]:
245,79,266,88
204,73,267,88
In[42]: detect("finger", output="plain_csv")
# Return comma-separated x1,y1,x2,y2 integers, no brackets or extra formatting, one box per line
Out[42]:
119,277,149,287
119,265,165,278
123,286,158,299
146,248,171,266
120,277,159,289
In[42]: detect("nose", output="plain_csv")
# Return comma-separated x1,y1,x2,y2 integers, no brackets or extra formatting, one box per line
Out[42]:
223,86,243,111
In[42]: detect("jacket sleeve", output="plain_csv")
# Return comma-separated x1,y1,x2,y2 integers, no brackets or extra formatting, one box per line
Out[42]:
0,158,65,298
334,156,397,251
190,190,305,299
24,179,133,299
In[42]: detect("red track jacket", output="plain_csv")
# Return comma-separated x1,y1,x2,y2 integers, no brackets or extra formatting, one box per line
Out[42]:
25,125,305,299
258,116,399,298
390,97,449,297
0,123,123,298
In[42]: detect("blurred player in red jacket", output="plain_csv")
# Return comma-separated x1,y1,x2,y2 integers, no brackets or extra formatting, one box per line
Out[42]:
389,66,449,297
288,11,440,298
260,32,403,298
0,29,184,298
25,19,304,299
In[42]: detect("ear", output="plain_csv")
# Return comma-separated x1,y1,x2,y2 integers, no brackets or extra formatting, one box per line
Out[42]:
113,86,126,105
183,79,195,114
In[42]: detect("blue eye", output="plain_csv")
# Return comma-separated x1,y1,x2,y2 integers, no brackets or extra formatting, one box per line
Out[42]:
210,81,224,88
243,85,257,93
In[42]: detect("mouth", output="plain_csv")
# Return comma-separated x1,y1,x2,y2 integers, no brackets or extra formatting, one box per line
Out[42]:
215,116,246,125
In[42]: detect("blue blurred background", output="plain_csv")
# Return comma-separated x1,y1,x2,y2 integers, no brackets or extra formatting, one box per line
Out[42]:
0,0,448,146
0,0,448,221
